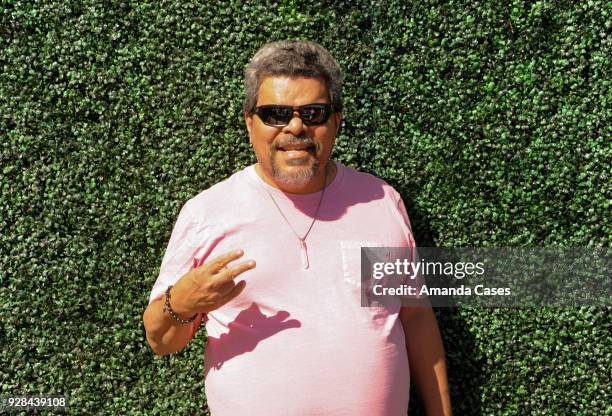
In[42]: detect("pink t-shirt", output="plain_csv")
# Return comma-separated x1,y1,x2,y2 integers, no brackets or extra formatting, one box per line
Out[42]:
148,162,416,415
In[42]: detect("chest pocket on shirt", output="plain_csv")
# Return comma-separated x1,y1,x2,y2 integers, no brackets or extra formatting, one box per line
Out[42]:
339,241,398,320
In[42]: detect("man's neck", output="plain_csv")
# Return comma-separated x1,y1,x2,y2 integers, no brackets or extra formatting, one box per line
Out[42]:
254,161,337,194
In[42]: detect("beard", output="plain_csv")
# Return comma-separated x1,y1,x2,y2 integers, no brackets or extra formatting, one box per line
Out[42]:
268,135,321,187
270,153,320,186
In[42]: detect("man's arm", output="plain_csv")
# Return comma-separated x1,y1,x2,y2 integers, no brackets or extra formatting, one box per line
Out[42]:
400,306,452,415
143,294,203,356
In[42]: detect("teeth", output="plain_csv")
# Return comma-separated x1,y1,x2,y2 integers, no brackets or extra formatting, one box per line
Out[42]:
285,150,309,157
278,143,314,151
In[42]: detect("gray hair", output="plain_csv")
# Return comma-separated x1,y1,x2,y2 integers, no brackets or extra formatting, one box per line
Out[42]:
243,40,343,113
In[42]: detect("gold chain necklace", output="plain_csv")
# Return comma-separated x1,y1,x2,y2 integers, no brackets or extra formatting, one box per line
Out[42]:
260,166,328,269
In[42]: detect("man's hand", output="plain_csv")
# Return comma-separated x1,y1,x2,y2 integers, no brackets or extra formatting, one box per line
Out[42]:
143,250,255,356
170,250,256,317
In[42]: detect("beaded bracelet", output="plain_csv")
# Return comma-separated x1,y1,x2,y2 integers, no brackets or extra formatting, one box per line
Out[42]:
163,285,197,324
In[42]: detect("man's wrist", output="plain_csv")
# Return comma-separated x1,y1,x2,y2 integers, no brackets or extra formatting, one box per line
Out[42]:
163,286,197,323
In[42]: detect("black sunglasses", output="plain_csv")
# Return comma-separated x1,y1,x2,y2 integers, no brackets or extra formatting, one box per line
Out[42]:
253,104,334,126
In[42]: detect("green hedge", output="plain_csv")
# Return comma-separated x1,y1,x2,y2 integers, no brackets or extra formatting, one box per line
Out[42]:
1,0,609,414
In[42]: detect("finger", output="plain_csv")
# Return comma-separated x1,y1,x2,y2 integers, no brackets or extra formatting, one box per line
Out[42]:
216,280,247,307
209,260,255,294
215,260,256,283
204,250,246,274
214,278,239,297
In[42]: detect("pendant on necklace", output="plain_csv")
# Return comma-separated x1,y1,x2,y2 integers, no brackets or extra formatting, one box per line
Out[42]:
299,239,309,269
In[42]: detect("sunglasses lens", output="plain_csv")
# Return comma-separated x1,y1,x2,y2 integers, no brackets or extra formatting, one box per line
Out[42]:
262,106,292,125
300,106,327,125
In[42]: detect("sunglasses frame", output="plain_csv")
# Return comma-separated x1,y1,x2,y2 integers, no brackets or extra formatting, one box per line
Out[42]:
252,103,334,126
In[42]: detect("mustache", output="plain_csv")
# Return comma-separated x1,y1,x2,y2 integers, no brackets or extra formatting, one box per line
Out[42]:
273,135,316,150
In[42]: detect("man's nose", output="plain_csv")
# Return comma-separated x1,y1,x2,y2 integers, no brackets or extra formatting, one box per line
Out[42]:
281,111,305,135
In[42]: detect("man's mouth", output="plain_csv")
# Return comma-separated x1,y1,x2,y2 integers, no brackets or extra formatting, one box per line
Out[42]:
276,142,316,157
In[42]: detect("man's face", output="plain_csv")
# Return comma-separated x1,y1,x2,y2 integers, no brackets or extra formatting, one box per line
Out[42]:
245,76,341,194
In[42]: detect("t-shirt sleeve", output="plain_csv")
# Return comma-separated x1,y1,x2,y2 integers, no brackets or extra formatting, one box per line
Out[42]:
387,187,416,248
388,187,428,303
148,199,201,305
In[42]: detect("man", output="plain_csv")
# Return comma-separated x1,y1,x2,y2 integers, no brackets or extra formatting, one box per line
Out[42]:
143,40,452,415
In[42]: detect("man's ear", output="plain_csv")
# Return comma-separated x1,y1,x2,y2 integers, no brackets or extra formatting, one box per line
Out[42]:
334,112,343,135
244,112,253,143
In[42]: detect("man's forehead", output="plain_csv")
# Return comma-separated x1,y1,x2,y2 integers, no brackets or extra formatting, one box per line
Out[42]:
256,76,330,105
